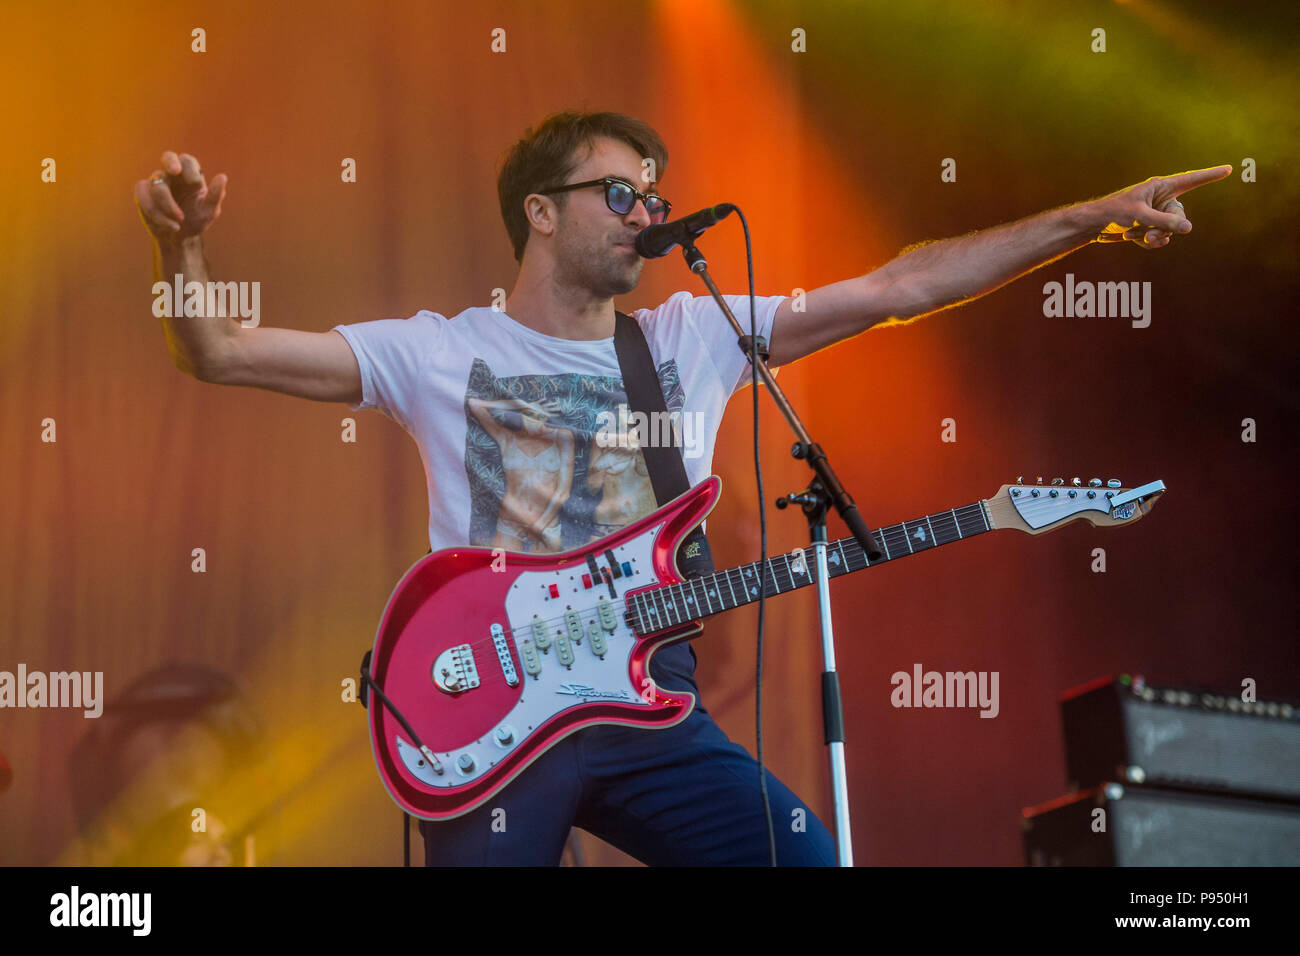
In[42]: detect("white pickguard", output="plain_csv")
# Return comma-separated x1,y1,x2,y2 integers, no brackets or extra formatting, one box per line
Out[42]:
397,522,678,788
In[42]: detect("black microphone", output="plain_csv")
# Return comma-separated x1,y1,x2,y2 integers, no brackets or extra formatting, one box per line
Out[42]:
634,203,736,259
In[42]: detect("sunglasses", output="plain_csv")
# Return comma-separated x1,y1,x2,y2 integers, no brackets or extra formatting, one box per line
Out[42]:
540,177,671,224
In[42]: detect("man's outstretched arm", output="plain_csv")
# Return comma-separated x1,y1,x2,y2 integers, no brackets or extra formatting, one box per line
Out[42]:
137,150,363,403
766,164,1233,367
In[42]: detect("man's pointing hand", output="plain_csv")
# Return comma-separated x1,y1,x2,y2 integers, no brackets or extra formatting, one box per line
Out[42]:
1094,164,1232,250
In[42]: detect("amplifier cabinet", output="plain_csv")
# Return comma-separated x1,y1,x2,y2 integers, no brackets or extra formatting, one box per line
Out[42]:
1060,676,1300,801
1023,783,1300,866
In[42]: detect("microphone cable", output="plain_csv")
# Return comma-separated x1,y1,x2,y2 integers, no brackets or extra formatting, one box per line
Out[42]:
730,207,778,866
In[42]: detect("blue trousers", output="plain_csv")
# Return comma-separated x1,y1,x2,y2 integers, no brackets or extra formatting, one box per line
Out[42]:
418,645,836,866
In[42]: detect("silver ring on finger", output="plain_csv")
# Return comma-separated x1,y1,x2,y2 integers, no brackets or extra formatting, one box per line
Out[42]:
150,178,166,185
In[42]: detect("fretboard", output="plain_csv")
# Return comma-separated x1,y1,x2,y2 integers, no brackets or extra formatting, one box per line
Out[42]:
625,500,992,634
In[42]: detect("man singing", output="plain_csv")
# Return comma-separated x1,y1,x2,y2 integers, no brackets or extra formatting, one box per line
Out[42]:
135,109,1229,865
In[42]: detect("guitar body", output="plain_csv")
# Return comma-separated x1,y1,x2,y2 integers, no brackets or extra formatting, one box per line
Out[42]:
364,466,1168,822
367,475,722,821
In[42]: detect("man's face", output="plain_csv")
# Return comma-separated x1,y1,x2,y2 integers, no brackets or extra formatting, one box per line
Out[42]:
547,137,660,298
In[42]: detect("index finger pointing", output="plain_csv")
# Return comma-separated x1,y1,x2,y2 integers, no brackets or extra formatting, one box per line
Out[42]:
1163,164,1233,197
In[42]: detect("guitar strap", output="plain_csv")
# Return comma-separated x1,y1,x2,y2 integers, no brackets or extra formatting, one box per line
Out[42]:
613,309,715,579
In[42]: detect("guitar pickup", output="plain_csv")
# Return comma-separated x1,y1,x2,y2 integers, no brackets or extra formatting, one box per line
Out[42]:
596,595,617,631
587,621,607,658
555,634,575,668
490,623,519,687
564,609,585,645
519,641,541,677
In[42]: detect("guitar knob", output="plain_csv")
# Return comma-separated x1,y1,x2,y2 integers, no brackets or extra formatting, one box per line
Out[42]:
1107,478,1122,488
1050,477,1064,486
1071,477,1082,486
456,753,476,773
494,726,514,746
1088,478,1102,487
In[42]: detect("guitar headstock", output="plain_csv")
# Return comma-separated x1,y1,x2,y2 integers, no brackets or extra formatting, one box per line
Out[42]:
984,476,1166,535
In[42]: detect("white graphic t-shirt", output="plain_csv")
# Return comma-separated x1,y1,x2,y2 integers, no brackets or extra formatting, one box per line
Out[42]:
333,291,784,556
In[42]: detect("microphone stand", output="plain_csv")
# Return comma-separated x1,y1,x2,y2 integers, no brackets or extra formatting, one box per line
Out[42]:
674,236,882,868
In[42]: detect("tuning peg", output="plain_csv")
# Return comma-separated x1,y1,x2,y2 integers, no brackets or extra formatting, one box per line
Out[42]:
1071,477,1082,486
1050,477,1064,485
1036,476,1043,485
1107,478,1121,488
1088,478,1102,487
1016,476,1024,484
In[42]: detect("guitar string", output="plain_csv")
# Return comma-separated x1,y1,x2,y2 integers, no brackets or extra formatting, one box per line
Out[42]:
448,503,989,664
492,501,987,639
406,503,993,675
436,524,973,693
447,512,967,660
507,505,983,656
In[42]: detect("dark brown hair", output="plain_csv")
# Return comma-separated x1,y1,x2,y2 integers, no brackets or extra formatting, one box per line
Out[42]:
497,111,669,263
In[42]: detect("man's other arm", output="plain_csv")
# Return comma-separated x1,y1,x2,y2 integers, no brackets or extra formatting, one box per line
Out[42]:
138,150,361,404
766,164,1232,367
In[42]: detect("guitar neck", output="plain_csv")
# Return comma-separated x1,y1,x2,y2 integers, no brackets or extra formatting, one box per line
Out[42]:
627,500,993,633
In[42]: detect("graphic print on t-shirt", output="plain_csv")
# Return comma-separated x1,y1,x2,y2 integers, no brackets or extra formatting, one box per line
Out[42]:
463,357,685,553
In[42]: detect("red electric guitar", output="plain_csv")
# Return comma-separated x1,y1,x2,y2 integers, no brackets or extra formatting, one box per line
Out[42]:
365,474,1165,820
